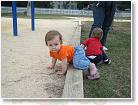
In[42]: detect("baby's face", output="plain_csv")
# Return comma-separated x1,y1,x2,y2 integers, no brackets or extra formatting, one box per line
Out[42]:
47,36,61,52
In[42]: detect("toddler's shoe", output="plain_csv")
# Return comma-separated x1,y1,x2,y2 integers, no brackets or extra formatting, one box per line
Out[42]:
87,72,100,80
103,46,108,51
104,59,111,64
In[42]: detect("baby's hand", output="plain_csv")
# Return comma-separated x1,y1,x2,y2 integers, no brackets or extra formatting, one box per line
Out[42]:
80,44,85,48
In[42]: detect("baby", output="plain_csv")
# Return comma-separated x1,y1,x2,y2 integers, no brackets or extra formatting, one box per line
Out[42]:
45,30,100,80
81,27,111,65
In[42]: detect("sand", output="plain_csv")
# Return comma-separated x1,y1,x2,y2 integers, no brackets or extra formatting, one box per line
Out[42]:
1,17,79,98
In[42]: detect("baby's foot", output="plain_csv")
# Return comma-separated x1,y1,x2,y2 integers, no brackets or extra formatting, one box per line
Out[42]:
87,72,100,80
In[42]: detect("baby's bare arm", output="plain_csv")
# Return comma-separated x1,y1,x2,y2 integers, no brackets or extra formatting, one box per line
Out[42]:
47,57,57,69
80,44,85,48
56,58,68,75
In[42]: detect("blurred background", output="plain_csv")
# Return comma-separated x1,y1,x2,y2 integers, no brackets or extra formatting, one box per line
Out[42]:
1,1,131,18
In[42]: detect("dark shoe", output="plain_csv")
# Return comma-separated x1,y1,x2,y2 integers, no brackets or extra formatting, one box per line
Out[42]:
104,59,111,64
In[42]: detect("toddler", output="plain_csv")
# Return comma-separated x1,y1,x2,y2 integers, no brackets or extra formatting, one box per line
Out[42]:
81,27,111,65
45,30,100,80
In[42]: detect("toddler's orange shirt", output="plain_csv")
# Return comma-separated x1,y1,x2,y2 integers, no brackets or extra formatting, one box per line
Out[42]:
50,45,74,63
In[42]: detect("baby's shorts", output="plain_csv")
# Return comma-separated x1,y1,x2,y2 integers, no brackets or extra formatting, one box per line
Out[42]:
73,46,90,70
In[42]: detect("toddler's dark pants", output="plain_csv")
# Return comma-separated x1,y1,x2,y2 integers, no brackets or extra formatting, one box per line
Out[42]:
87,52,108,65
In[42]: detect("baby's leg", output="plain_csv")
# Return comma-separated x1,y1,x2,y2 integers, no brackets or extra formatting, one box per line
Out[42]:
56,62,68,75
88,63,100,80
89,63,97,75
56,70,67,75
55,63,62,72
87,55,103,65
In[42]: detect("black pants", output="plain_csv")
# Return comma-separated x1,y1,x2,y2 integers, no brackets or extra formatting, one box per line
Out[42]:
87,52,108,65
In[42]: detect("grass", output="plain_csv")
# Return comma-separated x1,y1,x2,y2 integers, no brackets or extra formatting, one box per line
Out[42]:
81,21,131,98
1,13,92,19
1,13,131,20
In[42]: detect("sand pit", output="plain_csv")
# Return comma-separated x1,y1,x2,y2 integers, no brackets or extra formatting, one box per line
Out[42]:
1,17,78,98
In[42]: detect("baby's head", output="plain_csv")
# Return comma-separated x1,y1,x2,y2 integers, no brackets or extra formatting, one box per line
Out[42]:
91,27,103,40
45,30,63,52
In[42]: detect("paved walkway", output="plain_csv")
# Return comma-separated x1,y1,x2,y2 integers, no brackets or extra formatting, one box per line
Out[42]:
1,18,80,98
68,16,131,22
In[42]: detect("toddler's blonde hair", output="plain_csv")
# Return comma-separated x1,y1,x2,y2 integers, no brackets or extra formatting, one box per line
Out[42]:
91,27,103,39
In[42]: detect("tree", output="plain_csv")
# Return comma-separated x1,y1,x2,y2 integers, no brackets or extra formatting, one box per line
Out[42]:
116,1,131,11
34,1,53,8
62,1,70,9
1,1,12,6
77,1,93,10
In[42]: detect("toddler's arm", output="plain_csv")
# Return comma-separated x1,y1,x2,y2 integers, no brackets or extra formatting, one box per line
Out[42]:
56,58,68,75
80,44,85,48
47,57,57,69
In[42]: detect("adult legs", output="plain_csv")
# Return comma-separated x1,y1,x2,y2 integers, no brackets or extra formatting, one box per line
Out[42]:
88,2,105,38
100,2,116,46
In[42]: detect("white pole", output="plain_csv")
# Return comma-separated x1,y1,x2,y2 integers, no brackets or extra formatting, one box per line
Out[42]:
27,1,31,16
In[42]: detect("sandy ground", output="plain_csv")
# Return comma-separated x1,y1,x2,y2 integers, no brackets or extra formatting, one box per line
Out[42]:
1,17,79,98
